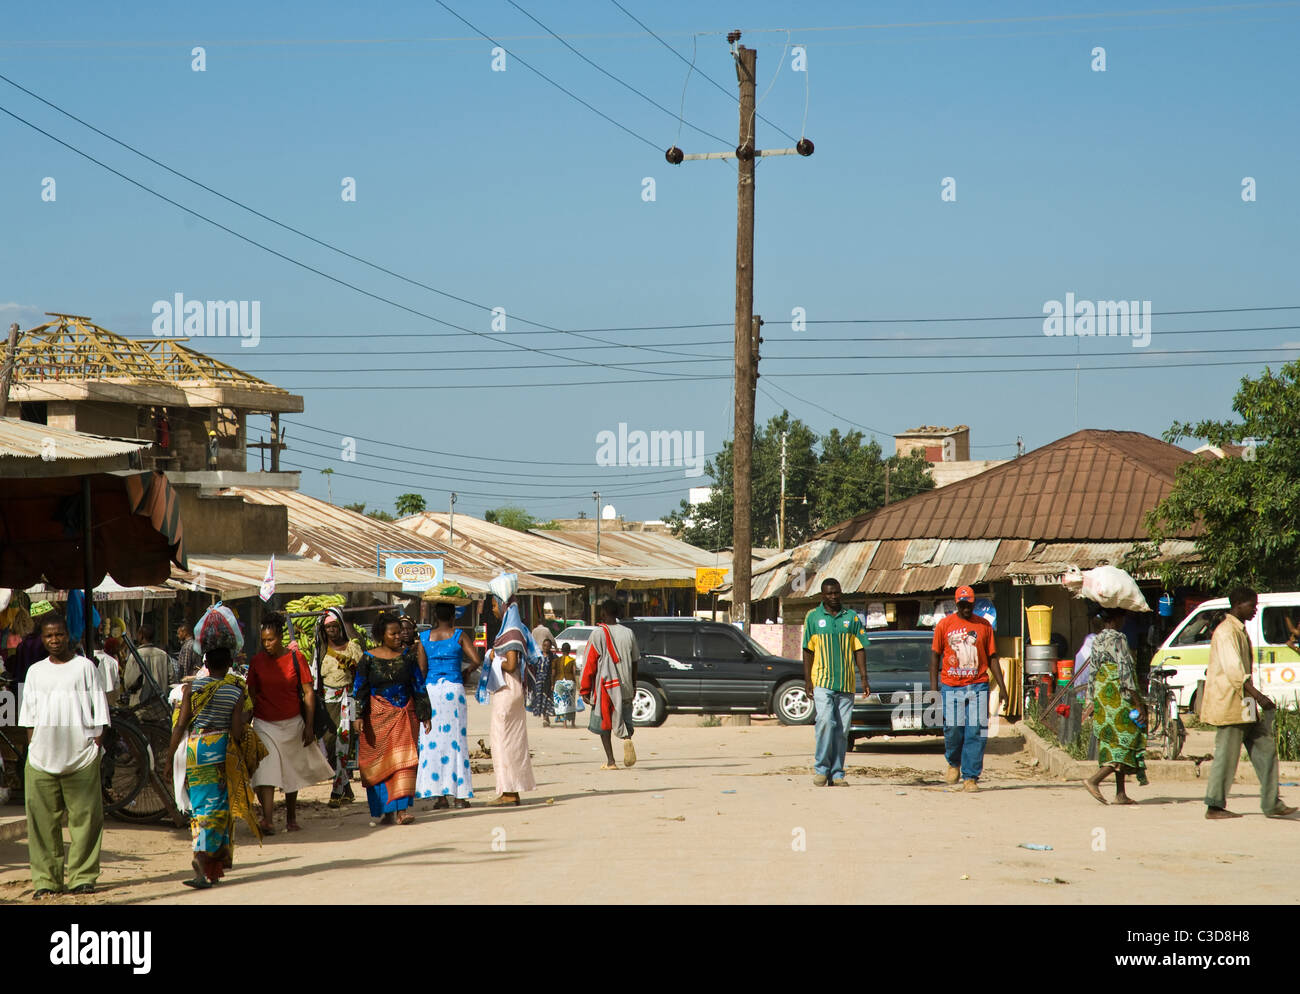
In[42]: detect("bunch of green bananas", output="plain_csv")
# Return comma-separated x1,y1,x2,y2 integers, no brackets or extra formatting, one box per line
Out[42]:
284,594,346,655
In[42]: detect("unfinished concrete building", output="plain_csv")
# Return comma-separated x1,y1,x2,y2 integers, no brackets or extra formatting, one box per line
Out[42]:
5,313,302,488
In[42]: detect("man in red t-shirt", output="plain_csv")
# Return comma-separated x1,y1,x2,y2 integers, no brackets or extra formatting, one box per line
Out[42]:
929,586,1007,791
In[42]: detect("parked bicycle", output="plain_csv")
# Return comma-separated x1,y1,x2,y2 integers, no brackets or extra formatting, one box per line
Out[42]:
104,636,186,826
1146,664,1186,760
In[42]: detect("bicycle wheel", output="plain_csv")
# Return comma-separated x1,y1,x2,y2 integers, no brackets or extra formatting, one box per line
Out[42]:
1165,714,1186,761
102,722,149,815
113,720,173,823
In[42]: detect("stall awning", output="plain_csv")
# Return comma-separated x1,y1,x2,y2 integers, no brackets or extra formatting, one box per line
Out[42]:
29,576,177,603
0,470,187,589
170,554,403,600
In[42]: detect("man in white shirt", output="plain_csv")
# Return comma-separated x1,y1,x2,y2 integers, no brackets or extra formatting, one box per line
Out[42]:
19,614,111,899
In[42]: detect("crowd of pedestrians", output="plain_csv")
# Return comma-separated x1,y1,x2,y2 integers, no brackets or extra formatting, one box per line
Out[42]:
8,569,1297,900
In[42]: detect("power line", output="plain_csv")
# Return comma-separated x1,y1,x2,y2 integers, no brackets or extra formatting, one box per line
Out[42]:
0,102,705,382
235,345,1300,376
288,430,720,486
278,416,725,469
764,356,1300,377
0,71,711,366
758,381,890,438
502,0,732,147
607,0,802,143
435,0,662,152
276,454,699,504
801,305,1300,325
269,375,734,390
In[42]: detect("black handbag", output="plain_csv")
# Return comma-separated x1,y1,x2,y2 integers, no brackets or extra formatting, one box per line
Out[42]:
291,650,335,741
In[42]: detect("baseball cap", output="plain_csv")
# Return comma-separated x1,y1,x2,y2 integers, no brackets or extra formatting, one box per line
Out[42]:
955,585,976,603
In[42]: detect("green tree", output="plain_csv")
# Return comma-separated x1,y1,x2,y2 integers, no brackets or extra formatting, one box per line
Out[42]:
665,413,816,551
664,413,933,551
366,508,396,522
343,501,366,514
486,505,537,531
1144,361,1300,590
395,493,427,517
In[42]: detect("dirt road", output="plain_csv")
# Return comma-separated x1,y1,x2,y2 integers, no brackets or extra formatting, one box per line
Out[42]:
2,707,1296,905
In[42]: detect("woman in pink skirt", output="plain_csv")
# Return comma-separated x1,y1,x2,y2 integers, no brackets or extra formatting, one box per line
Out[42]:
483,574,536,807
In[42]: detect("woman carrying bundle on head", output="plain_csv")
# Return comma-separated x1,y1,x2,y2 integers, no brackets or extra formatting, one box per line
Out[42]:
416,602,481,808
1082,606,1149,805
353,613,431,825
166,646,267,889
482,574,537,806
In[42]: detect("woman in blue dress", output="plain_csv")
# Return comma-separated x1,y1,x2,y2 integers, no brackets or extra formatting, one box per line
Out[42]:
416,602,481,808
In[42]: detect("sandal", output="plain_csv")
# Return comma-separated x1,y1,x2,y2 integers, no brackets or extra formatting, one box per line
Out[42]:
397,812,415,825
599,763,619,771
453,798,471,809
432,796,449,810
182,876,213,890
285,821,301,832
258,821,276,835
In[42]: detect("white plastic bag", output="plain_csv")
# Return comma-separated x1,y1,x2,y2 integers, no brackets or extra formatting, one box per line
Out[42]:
1075,565,1150,612
1061,565,1085,596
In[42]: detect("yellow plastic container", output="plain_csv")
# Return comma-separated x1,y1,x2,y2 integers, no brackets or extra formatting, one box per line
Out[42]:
1026,605,1053,646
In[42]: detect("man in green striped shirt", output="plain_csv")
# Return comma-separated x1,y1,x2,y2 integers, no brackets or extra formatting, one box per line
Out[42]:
802,578,869,786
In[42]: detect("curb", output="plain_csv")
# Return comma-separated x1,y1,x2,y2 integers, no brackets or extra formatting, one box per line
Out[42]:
1016,721,1300,784
0,813,26,845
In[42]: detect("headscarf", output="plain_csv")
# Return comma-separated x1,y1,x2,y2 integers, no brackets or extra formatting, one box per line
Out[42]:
490,601,539,669
321,607,356,645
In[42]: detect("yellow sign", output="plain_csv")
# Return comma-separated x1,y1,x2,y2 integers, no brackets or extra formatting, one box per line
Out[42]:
695,567,728,594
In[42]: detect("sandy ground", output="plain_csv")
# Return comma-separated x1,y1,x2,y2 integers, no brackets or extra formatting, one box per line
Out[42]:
2,705,1298,905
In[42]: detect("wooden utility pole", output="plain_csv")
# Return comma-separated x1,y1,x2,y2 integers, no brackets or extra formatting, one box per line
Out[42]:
0,323,21,418
665,31,813,633
730,41,758,634
779,430,786,553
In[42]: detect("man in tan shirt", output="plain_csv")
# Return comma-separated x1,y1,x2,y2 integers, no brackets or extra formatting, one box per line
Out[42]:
1202,587,1297,820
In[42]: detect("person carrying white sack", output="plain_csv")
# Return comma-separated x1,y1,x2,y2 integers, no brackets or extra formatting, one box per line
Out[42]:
479,574,537,807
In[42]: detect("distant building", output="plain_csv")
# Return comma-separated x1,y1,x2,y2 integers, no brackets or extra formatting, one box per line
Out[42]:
895,423,1009,488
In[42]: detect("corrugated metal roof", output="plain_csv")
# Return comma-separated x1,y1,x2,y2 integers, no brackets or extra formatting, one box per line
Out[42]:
224,489,575,593
934,539,1002,565
399,512,619,579
1000,540,1198,580
817,430,1199,543
533,528,734,580
867,540,908,571
0,416,151,477
170,554,404,600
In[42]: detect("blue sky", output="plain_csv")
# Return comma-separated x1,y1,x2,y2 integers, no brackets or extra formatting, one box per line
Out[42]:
2,1,1297,520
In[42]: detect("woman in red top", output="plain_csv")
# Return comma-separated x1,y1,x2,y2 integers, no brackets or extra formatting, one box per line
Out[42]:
246,613,332,833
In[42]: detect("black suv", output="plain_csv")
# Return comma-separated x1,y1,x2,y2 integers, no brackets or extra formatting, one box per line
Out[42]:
623,618,811,727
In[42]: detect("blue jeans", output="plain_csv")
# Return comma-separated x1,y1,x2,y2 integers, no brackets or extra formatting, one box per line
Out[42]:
813,688,855,780
941,683,989,781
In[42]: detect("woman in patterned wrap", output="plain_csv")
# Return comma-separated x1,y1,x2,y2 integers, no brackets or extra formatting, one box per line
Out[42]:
1081,607,1148,804
352,613,432,825
166,647,267,888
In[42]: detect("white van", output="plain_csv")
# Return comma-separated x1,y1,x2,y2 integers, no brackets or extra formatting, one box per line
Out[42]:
1150,592,1300,711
